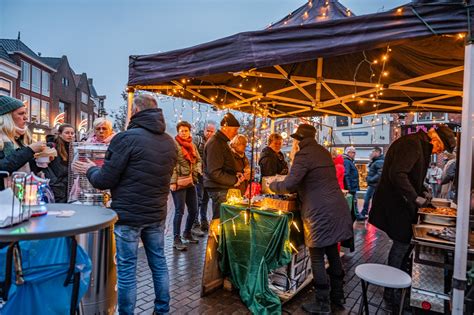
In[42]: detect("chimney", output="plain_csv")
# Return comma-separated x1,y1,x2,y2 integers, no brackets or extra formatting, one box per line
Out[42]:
37,52,41,57
88,78,93,84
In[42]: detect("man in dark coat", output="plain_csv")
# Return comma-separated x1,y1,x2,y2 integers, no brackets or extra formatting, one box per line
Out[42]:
193,121,216,232
369,125,456,305
73,94,177,315
203,113,243,219
359,147,384,220
258,133,288,178
343,146,360,220
270,124,353,315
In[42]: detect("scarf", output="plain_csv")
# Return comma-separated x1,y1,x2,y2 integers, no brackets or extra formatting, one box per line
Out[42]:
175,135,196,163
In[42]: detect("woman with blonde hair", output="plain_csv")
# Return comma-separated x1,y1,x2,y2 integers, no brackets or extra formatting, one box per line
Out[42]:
0,95,46,190
86,117,115,144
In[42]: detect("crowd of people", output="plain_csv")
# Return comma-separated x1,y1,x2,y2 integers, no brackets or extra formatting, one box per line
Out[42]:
0,93,460,315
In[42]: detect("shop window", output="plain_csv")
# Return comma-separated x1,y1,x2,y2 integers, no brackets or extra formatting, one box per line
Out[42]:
30,97,40,124
21,61,30,89
41,71,50,96
0,78,12,96
416,112,447,122
336,116,349,127
41,101,49,126
31,66,41,93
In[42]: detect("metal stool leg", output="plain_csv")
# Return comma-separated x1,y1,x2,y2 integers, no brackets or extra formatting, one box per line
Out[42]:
399,288,406,315
358,279,370,315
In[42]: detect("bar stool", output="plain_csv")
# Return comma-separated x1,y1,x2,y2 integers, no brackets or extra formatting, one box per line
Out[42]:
355,263,411,315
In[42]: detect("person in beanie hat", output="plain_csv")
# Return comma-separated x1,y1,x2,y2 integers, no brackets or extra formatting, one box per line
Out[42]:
0,95,46,190
203,112,242,219
269,124,353,314
369,124,456,308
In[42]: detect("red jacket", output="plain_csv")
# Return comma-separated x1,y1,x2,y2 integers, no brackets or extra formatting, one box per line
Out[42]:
333,155,345,190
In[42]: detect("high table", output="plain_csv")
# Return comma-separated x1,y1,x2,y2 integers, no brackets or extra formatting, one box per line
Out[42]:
0,204,117,315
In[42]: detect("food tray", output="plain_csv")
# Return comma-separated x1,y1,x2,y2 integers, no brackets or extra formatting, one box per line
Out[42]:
412,224,455,245
418,207,457,218
413,224,474,245
420,214,456,226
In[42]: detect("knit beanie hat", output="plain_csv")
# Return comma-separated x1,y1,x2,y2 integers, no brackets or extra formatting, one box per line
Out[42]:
0,96,25,116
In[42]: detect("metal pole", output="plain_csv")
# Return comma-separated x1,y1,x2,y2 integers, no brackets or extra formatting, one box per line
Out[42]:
270,118,275,133
452,42,474,314
126,90,134,128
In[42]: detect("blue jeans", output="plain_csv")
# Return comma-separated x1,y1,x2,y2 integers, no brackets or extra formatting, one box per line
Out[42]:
361,185,376,216
171,186,198,236
195,180,210,223
114,223,169,315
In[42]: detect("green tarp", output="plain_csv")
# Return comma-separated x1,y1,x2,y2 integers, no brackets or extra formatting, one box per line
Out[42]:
218,204,292,314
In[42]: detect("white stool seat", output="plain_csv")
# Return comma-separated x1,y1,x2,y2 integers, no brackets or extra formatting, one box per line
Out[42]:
355,263,411,289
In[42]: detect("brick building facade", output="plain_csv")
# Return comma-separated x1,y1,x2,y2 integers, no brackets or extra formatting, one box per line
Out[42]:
0,38,105,141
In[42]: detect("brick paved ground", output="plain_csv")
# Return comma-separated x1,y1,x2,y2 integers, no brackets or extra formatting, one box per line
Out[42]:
134,200,395,315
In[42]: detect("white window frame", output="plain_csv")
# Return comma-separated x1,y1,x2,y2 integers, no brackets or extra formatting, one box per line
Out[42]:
41,71,50,96
81,92,88,104
31,66,41,93
415,112,448,123
0,78,12,96
20,61,30,89
30,97,40,124
20,94,30,106
41,100,49,126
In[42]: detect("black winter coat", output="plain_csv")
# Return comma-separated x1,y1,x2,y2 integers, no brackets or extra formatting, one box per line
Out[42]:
343,155,359,192
87,108,177,227
369,131,432,243
366,155,384,187
43,143,70,203
270,138,353,248
258,146,288,177
203,130,238,191
44,156,69,202
0,137,36,191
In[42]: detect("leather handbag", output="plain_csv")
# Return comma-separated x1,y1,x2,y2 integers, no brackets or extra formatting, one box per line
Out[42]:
176,174,194,190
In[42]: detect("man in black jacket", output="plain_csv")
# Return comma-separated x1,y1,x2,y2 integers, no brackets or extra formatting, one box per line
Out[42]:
369,125,456,306
359,147,384,220
74,94,177,315
203,113,243,219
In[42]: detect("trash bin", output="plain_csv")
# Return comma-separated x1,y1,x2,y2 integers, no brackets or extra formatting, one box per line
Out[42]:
77,226,117,315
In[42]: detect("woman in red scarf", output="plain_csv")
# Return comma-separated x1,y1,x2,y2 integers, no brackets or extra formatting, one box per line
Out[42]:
170,121,203,251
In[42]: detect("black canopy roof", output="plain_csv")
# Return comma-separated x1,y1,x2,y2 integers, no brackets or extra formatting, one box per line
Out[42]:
128,1,472,118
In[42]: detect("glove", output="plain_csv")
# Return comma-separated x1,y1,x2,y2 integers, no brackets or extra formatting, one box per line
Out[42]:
415,196,429,208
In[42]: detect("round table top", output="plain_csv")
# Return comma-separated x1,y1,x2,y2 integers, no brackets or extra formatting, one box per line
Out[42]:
0,204,117,242
355,263,412,289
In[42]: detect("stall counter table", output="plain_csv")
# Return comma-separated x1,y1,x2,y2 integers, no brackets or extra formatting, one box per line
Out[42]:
218,204,294,315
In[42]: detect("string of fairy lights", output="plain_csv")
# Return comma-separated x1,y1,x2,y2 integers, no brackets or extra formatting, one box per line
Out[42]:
205,206,302,259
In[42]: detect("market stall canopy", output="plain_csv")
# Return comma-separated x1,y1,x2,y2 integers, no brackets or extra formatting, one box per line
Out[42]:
128,1,472,118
